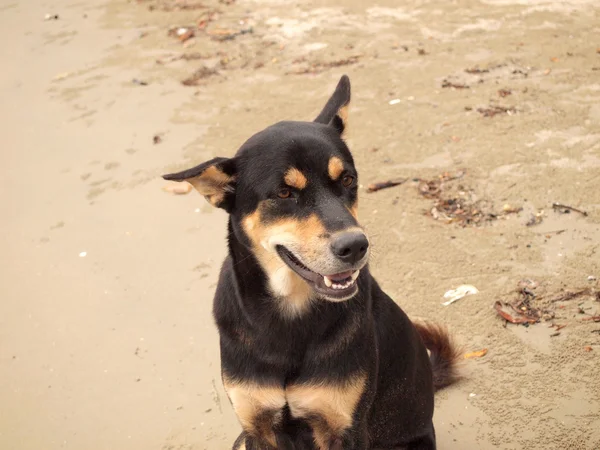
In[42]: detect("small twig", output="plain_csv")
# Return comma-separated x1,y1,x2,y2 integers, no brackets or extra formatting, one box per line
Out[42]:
550,289,592,303
552,202,588,217
538,229,566,236
367,178,407,193
550,332,561,337
442,80,469,89
582,315,600,323
477,105,516,117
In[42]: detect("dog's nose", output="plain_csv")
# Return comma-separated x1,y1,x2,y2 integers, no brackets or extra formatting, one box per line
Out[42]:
331,232,369,264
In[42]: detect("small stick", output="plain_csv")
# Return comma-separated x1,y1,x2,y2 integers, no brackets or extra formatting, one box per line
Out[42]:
550,289,591,303
552,202,588,217
538,229,566,236
582,316,600,323
367,178,407,193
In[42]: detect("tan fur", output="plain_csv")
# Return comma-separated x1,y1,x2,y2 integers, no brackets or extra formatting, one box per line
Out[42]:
242,206,330,317
413,322,462,390
348,200,358,220
287,374,367,449
338,104,349,130
223,377,286,447
187,165,235,206
233,440,246,450
328,157,344,181
284,167,308,190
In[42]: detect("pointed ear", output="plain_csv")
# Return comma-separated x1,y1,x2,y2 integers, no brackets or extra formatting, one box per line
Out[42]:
162,157,236,211
314,75,351,136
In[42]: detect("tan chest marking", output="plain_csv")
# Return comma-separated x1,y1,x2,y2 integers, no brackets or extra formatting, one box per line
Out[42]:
286,374,367,449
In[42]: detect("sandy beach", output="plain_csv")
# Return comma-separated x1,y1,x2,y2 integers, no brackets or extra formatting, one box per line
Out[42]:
1,0,599,449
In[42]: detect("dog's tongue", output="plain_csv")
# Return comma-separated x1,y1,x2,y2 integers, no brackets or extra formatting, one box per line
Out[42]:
327,270,353,281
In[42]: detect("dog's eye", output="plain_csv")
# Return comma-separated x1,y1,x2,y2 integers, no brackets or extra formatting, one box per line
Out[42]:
277,188,292,199
342,175,355,187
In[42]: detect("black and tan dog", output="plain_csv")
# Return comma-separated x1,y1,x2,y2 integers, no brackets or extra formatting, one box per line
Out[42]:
163,76,460,450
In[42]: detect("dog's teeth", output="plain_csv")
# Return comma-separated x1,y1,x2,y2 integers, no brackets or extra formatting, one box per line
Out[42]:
333,281,349,290
325,274,359,290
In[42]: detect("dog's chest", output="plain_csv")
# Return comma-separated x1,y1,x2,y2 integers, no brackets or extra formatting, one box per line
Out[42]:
224,372,367,446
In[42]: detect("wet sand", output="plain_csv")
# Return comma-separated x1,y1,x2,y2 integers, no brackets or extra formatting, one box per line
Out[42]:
1,0,599,449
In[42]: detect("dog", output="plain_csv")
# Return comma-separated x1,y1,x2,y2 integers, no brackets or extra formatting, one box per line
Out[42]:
163,75,460,449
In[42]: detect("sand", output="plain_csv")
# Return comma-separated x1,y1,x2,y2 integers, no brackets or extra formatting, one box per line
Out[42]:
1,0,599,449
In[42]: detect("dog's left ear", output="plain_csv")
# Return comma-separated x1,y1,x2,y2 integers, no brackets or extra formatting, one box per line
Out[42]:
314,75,351,136
162,157,236,211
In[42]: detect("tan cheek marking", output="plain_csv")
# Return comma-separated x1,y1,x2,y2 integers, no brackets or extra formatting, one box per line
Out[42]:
328,157,344,181
242,209,261,244
296,214,327,242
348,200,358,220
284,167,308,190
242,209,328,317
287,373,367,448
223,377,286,447
243,206,327,249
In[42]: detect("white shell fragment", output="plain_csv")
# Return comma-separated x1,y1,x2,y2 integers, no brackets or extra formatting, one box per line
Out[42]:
442,284,479,306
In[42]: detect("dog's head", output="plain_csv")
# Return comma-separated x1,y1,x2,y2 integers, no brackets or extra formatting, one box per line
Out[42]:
164,76,369,313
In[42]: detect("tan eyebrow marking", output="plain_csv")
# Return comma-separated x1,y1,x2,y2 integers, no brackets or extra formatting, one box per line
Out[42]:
284,167,307,190
328,157,344,181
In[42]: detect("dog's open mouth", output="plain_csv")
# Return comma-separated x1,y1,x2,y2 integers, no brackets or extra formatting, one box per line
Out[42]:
276,246,360,300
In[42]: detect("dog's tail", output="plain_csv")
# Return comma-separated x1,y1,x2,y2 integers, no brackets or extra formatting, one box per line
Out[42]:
413,322,461,391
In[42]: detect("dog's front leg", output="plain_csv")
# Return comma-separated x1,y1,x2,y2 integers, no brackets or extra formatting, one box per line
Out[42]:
224,378,287,449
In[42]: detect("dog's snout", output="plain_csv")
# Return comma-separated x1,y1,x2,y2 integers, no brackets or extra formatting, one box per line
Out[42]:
331,232,369,264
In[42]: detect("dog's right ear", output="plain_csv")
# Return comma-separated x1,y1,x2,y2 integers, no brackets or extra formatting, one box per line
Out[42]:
314,75,351,136
163,157,236,211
